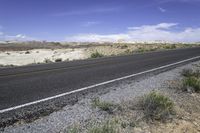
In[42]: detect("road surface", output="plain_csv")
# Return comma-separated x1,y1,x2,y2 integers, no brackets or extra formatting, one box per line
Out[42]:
0,47,200,111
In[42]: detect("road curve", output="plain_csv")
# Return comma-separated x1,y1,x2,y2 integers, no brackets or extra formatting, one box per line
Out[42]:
0,47,200,111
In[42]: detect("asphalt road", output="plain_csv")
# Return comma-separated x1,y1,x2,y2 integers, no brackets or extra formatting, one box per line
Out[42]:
0,47,200,111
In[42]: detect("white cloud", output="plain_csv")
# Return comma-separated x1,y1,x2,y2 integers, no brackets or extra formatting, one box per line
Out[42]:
128,23,177,30
4,34,27,40
0,32,35,41
65,23,200,43
158,7,166,12
15,34,27,39
66,33,130,42
82,21,100,27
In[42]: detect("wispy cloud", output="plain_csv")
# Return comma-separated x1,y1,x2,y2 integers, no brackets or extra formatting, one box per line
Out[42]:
158,7,166,12
82,21,101,27
65,23,200,43
66,33,129,42
52,7,119,16
128,23,177,30
0,32,35,41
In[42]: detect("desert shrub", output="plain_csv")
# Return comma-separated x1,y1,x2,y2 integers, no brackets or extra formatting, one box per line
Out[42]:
137,47,145,53
181,69,200,78
149,48,157,52
164,46,171,49
181,69,194,77
67,126,79,133
25,51,30,54
55,58,62,62
170,44,176,49
193,70,200,78
183,76,200,92
164,44,176,49
92,98,118,114
136,47,157,53
120,44,128,49
142,91,175,121
44,58,52,63
89,121,117,133
91,51,104,58
124,49,132,54
181,68,200,92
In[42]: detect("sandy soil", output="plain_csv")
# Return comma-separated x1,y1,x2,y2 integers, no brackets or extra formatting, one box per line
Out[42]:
0,49,88,66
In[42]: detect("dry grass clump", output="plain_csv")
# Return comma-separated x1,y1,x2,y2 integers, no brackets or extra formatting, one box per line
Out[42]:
181,69,200,92
91,98,120,114
90,51,104,58
55,58,62,62
183,76,200,92
88,121,118,133
142,91,175,121
181,69,194,77
44,58,52,63
181,69,200,77
67,126,79,133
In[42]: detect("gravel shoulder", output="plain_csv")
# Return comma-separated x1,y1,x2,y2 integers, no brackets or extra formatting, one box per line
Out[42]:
1,60,200,133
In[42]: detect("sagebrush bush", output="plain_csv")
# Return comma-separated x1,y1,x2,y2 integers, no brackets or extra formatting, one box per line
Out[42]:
89,121,117,133
55,58,62,62
44,58,52,63
92,98,118,114
124,49,131,54
120,44,128,49
181,68,200,92
183,76,200,92
181,69,194,77
91,51,104,58
142,91,175,121
67,126,79,133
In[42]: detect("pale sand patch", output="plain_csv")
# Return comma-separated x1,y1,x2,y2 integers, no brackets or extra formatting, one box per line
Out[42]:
0,49,88,66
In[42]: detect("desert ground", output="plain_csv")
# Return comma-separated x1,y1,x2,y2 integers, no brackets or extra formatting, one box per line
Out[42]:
0,42,199,67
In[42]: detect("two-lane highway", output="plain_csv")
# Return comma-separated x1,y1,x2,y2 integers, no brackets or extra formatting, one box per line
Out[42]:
0,47,200,112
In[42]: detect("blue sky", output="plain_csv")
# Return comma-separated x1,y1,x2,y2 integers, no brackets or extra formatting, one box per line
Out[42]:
0,0,200,42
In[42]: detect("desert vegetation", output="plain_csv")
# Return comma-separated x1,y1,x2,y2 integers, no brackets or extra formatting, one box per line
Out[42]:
142,91,175,121
182,69,200,92
91,98,119,113
90,51,104,58
88,121,117,133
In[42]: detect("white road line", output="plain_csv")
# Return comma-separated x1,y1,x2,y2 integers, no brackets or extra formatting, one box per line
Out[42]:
1,56,200,114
